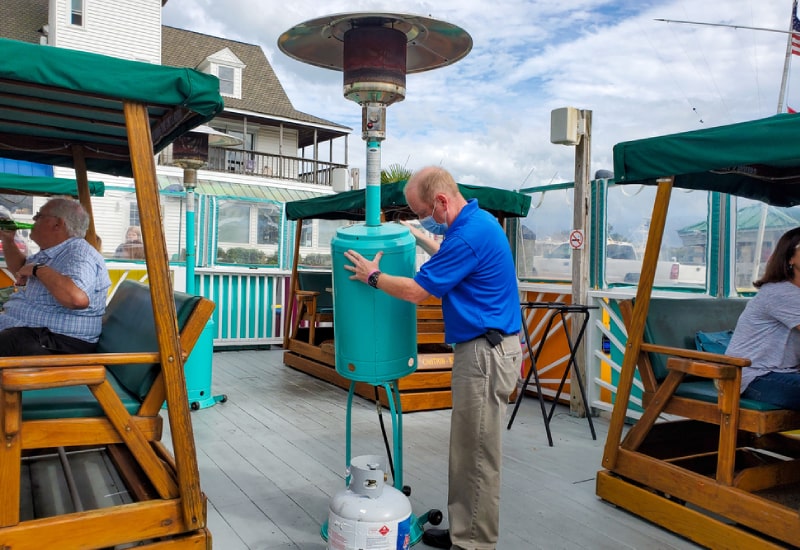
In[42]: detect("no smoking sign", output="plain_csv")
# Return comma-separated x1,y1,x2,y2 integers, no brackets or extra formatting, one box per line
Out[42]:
569,229,584,250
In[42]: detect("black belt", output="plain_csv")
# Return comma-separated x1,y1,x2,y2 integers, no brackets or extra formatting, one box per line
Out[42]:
484,329,517,347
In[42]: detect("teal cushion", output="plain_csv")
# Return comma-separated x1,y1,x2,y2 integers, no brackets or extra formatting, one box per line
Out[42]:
99,281,200,401
21,374,140,420
675,381,783,411
644,298,748,380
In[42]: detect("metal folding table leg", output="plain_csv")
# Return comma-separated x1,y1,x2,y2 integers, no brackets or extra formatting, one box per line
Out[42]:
506,305,556,447
546,306,597,440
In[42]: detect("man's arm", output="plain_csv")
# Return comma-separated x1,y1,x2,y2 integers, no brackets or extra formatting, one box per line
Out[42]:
400,220,440,255
0,230,25,273
343,249,431,304
20,263,89,309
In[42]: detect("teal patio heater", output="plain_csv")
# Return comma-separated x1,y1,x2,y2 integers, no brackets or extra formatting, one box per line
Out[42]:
279,13,471,548
171,126,241,410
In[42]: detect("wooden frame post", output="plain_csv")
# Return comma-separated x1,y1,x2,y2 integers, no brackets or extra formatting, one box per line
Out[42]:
601,178,673,469
123,101,204,530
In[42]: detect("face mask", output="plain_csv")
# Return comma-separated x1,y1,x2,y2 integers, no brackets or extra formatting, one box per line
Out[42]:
419,202,448,235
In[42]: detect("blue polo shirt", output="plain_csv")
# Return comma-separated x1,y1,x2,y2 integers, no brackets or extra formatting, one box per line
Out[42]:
414,199,520,344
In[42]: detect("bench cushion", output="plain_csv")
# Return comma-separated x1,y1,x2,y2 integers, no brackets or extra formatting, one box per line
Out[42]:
644,298,748,380
21,373,140,420
675,381,783,411
98,281,200,400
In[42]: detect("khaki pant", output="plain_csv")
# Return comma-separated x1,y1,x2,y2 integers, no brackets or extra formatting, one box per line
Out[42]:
448,334,520,550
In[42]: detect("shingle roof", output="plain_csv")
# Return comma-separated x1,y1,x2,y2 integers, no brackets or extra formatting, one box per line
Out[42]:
161,26,349,147
0,0,48,44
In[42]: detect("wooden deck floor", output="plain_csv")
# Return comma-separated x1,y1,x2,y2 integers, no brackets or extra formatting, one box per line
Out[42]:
163,349,701,549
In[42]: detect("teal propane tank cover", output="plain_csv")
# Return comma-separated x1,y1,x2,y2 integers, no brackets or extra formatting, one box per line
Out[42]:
331,222,417,383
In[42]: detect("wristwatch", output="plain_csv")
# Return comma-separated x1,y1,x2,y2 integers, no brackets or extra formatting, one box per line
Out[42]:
32,263,45,277
367,270,382,289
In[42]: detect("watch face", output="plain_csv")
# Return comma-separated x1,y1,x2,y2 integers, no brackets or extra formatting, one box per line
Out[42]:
368,271,381,288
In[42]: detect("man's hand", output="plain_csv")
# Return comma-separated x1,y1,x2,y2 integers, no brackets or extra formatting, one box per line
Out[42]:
343,249,383,284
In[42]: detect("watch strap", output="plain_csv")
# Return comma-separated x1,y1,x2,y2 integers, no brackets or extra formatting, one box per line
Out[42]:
367,270,382,288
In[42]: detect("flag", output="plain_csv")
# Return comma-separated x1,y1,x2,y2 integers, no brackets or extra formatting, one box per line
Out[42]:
793,0,800,55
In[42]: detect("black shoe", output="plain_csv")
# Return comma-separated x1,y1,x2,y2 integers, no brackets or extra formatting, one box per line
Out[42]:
422,528,451,549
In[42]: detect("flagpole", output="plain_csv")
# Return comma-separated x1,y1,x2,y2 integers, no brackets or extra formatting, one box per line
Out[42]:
777,0,797,113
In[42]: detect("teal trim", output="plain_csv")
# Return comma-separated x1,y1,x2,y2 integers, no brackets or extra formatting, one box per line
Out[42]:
519,181,575,194
591,179,608,288
707,192,721,297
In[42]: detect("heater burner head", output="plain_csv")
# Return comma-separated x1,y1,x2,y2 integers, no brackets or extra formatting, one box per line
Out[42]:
278,11,472,76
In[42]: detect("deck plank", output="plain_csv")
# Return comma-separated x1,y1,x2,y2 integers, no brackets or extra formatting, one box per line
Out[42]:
161,349,700,549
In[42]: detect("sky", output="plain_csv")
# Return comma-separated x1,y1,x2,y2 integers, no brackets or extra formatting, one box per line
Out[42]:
161,1,799,240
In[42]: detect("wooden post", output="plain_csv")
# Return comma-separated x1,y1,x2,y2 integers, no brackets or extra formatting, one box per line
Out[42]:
601,179,673,470
284,219,304,348
570,109,591,416
71,145,100,251
123,101,204,530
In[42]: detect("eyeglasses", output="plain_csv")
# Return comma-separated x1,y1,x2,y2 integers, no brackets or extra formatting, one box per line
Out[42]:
32,212,58,222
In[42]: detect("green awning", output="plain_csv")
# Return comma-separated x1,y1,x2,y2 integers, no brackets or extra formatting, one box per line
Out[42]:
285,180,531,220
0,38,225,177
613,113,800,206
0,173,104,197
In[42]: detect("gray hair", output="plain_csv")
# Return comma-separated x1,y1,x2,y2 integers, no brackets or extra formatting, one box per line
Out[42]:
46,198,90,238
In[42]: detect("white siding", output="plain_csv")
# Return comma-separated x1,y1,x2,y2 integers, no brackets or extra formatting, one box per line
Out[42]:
48,0,161,63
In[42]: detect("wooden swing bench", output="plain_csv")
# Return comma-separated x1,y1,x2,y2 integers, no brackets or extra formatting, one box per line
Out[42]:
0,280,216,549
598,297,800,549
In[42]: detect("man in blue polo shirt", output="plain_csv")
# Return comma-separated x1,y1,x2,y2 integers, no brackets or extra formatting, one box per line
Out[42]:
344,166,521,550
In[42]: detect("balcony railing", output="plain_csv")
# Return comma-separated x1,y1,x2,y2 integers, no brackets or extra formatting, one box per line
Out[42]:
209,147,345,186
159,146,346,186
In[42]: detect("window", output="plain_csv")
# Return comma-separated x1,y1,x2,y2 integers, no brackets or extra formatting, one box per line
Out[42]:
224,130,255,173
218,203,250,243
298,219,347,268
197,50,244,99
299,220,313,247
129,203,140,227
70,0,84,26
516,188,573,281
733,198,800,291
257,204,280,245
606,184,707,287
217,65,235,96
216,200,280,266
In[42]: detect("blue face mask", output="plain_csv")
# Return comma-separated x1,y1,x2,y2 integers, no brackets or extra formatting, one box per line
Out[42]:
419,202,448,235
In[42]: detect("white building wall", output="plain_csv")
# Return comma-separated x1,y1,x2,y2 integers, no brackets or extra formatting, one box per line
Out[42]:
48,0,161,63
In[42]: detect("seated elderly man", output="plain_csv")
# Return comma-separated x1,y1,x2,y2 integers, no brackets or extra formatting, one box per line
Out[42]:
0,197,110,355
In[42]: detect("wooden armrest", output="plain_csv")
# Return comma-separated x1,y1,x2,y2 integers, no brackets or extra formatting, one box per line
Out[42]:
2,365,106,391
296,290,320,298
666,358,738,380
640,343,751,367
0,352,160,370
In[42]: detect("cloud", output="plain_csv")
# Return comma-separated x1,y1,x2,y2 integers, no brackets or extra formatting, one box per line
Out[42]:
162,0,795,196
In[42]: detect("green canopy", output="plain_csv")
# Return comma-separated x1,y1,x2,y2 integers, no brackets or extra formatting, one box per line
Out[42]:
613,113,800,206
285,180,531,221
0,38,225,177
0,173,104,197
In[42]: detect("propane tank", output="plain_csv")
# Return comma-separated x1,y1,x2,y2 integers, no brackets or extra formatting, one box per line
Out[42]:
327,455,412,550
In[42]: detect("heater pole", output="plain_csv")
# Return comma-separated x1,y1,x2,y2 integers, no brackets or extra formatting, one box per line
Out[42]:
363,102,386,227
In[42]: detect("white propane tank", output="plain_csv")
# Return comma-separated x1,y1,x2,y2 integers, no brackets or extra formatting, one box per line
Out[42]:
327,455,412,550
